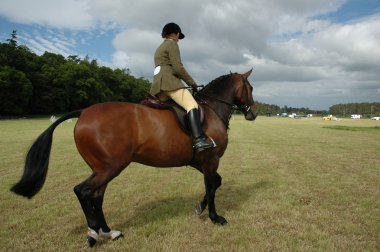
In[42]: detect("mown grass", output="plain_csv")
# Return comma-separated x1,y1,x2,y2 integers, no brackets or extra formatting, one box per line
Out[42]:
0,116,379,251
323,125,380,131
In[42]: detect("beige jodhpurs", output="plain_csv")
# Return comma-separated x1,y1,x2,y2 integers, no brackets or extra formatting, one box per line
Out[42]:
158,88,198,112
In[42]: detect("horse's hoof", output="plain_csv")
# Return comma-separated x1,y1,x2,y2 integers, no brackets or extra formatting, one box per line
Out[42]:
87,236,97,247
87,228,98,247
211,216,228,225
112,232,124,241
99,228,124,240
195,203,203,215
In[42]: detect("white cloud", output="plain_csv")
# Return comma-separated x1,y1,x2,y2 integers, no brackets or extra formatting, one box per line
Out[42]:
1,0,379,109
0,0,95,30
111,51,129,69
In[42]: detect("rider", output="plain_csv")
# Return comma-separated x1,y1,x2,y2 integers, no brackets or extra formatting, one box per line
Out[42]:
150,22,215,152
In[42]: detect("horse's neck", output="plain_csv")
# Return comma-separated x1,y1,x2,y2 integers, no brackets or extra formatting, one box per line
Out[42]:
210,102,233,129
202,85,236,129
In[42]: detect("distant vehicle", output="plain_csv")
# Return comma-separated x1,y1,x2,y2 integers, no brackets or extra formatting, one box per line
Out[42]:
351,114,362,119
371,117,380,120
288,113,299,119
323,115,337,121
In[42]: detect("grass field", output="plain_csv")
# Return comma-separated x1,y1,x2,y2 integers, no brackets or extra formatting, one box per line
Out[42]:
0,116,379,251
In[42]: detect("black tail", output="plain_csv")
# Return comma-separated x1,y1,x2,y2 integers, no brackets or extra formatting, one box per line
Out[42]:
10,110,82,198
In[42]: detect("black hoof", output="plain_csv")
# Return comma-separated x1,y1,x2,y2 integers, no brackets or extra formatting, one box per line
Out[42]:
211,216,228,225
87,236,97,247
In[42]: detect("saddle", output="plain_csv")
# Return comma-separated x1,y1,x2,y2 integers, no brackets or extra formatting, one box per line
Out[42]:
140,93,205,134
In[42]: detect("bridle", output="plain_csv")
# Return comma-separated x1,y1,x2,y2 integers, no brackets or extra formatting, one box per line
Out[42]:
197,75,255,114
237,76,256,114
196,74,256,128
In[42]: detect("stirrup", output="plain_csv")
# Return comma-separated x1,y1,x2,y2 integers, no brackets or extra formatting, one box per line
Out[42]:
193,137,216,152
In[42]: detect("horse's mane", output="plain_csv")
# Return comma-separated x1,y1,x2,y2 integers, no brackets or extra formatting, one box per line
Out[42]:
199,73,237,94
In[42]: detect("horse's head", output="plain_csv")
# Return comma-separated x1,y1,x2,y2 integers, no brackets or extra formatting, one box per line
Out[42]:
232,69,257,121
197,70,257,127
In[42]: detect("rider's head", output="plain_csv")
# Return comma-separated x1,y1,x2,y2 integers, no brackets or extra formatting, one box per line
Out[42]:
161,23,185,41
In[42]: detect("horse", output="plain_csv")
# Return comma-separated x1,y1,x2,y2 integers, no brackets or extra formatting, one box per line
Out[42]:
11,69,257,246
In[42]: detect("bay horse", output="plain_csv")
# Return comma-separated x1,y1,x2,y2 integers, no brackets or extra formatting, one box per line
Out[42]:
11,69,257,246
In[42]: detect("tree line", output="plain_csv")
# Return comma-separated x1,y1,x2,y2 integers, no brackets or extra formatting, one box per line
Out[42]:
255,103,327,116
0,31,150,116
256,102,380,117
1,31,378,117
329,103,380,118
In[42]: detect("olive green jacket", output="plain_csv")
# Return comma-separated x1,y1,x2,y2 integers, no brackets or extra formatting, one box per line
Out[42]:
150,39,196,95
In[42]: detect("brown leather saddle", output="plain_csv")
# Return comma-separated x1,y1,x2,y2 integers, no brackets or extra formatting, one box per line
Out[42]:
140,93,205,134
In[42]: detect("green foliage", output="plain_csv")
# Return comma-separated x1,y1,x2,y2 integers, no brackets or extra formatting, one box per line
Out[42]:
0,31,151,115
329,102,380,117
255,102,326,116
0,66,32,114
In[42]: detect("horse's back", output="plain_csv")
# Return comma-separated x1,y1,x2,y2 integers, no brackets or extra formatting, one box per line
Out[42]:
74,102,194,169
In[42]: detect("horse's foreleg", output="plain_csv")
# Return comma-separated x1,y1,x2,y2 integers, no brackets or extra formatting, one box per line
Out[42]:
204,172,227,225
195,174,223,215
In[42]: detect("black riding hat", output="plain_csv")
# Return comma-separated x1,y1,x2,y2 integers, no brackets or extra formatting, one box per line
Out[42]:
161,22,185,39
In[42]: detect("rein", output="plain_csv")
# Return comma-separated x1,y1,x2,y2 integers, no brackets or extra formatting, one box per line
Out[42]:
195,75,254,128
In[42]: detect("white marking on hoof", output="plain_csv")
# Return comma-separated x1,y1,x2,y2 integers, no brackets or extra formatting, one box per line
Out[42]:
87,228,99,241
99,228,123,240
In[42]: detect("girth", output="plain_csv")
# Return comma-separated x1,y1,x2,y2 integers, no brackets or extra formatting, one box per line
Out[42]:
140,93,205,135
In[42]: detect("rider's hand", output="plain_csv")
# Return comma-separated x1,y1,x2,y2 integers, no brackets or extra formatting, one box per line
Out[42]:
191,84,198,93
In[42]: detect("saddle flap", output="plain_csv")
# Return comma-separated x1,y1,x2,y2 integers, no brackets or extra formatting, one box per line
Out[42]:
141,94,204,134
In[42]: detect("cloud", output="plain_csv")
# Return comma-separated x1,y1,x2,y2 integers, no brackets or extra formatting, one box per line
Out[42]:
1,0,379,109
0,0,95,30
16,29,75,56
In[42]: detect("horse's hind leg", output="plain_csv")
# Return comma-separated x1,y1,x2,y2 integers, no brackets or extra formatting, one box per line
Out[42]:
74,171,124,246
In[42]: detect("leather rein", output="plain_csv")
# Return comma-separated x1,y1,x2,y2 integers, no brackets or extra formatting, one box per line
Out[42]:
196,75,255,128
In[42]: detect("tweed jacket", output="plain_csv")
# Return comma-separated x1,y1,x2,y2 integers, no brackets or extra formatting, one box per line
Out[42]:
150,39,196,95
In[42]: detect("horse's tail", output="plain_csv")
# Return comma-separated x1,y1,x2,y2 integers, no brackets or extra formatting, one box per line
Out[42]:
10,110,82,198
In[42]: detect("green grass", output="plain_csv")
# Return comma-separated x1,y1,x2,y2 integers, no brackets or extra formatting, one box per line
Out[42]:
323,125,380,131
1,116,379,251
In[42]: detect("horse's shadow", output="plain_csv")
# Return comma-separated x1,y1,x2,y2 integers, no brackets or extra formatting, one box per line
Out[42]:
114,180,272,229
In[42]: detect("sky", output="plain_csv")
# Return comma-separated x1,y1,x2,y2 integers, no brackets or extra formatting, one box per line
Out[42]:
0,0,379,110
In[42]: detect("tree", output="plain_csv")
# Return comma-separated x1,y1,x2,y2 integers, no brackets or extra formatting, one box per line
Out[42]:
329,103,380,117
6,30,17,47
0,31,152,115
0,66,33,115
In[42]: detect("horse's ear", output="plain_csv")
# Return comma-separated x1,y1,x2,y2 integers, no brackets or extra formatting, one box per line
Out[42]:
242,68,253,78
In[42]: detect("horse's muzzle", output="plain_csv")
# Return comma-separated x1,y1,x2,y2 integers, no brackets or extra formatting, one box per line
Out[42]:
244,104,257,121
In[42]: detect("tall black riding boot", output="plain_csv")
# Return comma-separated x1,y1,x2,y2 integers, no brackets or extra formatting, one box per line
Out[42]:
188,108,215,152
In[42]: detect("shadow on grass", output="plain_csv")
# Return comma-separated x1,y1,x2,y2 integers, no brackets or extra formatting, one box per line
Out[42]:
116,180,272,229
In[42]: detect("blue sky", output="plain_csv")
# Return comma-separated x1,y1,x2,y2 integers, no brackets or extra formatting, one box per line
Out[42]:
322,0,380,22
0,17,120,64
1,0,379,110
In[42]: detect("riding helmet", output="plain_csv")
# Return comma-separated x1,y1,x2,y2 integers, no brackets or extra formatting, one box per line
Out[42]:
161,22,185,39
